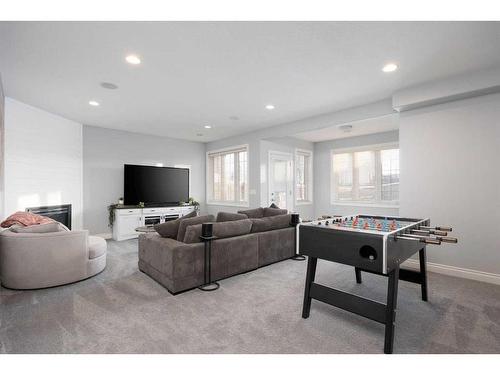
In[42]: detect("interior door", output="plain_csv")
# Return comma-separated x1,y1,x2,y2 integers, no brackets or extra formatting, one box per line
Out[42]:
269,152,293,210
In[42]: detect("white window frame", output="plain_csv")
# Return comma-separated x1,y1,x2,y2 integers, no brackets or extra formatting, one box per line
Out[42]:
330,142,399,208
295,148,313,206
206,144,249,207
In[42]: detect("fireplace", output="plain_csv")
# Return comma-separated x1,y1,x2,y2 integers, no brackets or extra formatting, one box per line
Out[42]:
26,204,72,229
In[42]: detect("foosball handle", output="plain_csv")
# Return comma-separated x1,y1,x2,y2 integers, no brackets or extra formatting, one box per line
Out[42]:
436,226,452,232
422,238,441,245
437,236,458,244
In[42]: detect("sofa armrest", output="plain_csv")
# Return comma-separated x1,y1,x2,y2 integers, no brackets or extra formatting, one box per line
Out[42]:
138,233,204,279
0,230,89,289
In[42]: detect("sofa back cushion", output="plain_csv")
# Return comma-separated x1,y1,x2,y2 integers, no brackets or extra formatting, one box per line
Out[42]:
216,212,248,222
154,210,196,238
183,219,253,243
250,214,291,233
237,207,264,218
177,214,215,241
9,222,64,234
263,207,288,217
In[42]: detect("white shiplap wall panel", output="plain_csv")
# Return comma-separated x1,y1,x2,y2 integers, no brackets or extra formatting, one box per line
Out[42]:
4,98,83,229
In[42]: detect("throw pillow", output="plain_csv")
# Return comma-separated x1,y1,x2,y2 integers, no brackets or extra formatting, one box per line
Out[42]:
263,207,288,217
154,210,197,238
10,222,62,234
250,214,292,233
216,212,248,222
183,219,253,243
0,211,55,228
237,207,264,218
177,214,215,242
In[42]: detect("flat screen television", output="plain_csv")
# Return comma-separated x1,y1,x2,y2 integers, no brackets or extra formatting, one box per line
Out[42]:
124,164,189,206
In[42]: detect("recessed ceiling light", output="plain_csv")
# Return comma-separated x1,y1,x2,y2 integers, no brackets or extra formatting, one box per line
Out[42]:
100,82,119,90
155,163,164,167
382,63,398,73
204,125,212,129
88,100,100,106
265,104,275,110
125,55,141,65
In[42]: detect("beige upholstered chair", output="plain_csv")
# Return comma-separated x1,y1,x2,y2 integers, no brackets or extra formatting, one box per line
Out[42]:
0,227,106,289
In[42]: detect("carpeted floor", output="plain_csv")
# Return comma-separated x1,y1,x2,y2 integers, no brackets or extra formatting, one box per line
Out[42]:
1,238,499,354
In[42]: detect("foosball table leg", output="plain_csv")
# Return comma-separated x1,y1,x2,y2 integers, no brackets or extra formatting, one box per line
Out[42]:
384,266,400,354
302,256,318,319
355,267,362,284
419,248,428,302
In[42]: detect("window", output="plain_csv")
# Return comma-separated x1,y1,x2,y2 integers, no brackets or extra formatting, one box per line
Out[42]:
295,149,313,204
207,145,249,206
331,144,399,206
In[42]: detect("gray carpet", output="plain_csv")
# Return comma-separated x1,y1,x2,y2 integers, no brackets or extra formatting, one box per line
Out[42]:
1,239,499,354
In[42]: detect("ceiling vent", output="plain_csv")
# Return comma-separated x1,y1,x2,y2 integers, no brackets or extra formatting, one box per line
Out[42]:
338,124,353,133
100,82,118,90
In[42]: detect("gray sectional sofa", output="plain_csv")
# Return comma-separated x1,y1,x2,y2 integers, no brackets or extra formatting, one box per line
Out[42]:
138,208,295,294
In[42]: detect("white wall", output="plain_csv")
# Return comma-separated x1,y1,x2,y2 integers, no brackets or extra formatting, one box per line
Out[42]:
399,93,500,275
0,76,4,219
83,126,206,235
314,130,400,219
3,98,83,229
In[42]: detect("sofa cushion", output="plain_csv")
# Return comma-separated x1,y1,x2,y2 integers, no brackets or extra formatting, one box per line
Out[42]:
1,211,55,228
257,227,295,267
250,214,292,233
263,207,288,217
177,215,215,242
184,219,253,243
9,222,62,233
237,207,264,218
216,211,248,222
88,236,107,259
154,210,196,238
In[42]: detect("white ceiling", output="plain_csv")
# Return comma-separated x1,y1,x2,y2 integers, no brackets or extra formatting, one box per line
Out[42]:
294,114,399,142
1,22,500,142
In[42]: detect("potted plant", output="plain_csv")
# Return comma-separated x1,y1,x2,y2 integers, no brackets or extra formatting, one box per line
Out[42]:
188,197,200,214
108,204,118,228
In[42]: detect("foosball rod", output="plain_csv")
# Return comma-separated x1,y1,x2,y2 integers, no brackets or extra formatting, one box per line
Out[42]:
411,229,448,236
419,225,452,232
397,234,441,245
401,233,458,244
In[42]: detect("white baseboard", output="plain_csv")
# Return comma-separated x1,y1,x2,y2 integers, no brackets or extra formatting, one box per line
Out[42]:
403,259,500,286
93,232,112,240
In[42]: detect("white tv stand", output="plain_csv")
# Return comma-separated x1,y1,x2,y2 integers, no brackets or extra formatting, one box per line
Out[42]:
112,205,195,241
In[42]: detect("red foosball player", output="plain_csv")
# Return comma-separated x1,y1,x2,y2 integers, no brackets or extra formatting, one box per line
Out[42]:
389,220,397,231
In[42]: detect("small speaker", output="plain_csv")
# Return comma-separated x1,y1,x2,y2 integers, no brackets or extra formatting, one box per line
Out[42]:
202,223,213,237
291,213,300,225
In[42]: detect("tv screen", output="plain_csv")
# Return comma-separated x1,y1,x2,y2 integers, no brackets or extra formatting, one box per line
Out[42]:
124,164,189,206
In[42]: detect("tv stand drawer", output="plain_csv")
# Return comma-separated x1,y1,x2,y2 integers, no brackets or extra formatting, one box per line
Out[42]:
143,208,162,214
117,208,141,216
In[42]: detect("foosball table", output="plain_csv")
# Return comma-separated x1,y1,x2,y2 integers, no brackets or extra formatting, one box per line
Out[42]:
299,214,458,354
